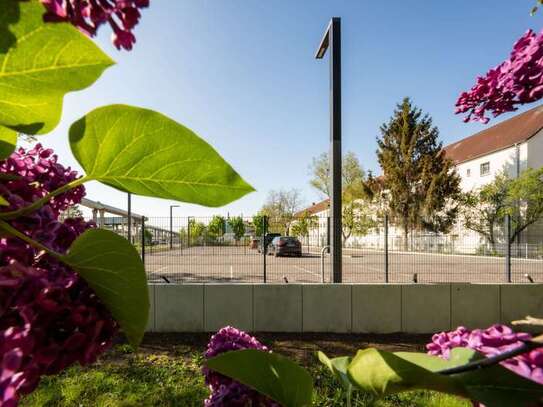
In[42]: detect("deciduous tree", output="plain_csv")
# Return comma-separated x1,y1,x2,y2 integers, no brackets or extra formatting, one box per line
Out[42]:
188,219,206,244
461,168,543,248
207,215,226,241
260,189,304,235
308,151,366,198
228,216,246,242
291,210,318,244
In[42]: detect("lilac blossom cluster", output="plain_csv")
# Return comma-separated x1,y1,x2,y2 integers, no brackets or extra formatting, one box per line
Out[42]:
0,145,117,406
203,326,278,407
456,29,543,123
39,0,149,50
427,324,543,385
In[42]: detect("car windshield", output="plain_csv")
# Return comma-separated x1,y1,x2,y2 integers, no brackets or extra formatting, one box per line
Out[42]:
282,237,298,242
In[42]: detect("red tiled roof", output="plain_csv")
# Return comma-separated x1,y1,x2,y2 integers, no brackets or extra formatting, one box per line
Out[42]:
294,199,329,217
444,105,543,164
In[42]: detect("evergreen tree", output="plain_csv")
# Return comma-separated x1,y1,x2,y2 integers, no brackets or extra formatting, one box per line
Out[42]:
376,98,460,249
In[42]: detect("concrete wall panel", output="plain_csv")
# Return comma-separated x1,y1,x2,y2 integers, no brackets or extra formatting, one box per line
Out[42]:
352,285,401,333
402,285,451,333
204,285,253,332
155,284,204,332
501,284,543,327
451,284,500,329
253,285,302,332
302,285,351,332
146,284,155,332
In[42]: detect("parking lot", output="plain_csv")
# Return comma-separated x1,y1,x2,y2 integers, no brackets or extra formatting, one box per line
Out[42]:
145,245,543,284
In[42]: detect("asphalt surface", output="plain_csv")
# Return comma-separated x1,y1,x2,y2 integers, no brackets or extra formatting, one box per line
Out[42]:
144,246,543,284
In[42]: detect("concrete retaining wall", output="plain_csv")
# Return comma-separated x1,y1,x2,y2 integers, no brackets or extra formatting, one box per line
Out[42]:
147,284,543,334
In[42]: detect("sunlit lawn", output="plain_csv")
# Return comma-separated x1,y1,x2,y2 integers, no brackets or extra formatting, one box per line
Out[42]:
21,334,470,407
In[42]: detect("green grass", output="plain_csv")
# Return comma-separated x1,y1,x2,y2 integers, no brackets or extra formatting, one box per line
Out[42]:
21,345,469,407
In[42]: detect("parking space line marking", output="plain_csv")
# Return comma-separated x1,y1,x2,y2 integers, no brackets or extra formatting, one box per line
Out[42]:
294,265,320,277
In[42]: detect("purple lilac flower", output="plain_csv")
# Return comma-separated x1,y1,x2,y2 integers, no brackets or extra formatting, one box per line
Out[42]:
39,0,150,50
203,326,278,407
427,324,543,385
0,145,117,406
456,29,543,123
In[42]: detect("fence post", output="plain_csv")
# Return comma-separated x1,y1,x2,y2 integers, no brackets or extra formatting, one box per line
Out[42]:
141,217,145,264
187,217,191,249
505,214,512,283
384,214,389,283
326,216,331,253
262,216,268,283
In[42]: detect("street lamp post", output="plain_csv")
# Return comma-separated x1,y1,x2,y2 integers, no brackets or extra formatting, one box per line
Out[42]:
315,17,342,283
169,205,179,250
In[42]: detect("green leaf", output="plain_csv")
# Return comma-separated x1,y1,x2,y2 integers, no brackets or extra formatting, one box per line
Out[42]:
0,126,16,159
318,352,353,406
0,195,8,206
347,347,543,407
347,348,465,397
62,228,148,347
0,0,114,134
394,347,481,372
206,349,313,407
456,363,543,407
318,351,352,392
69,105,255,207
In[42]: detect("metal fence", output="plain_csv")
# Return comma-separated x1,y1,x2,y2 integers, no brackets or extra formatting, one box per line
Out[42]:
88,214,543,284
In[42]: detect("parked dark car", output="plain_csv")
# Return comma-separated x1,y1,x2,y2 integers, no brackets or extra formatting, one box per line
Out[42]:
256,233,281,253
269,236,302,257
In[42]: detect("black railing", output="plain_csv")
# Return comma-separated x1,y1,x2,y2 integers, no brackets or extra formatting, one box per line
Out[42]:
87,215,543,284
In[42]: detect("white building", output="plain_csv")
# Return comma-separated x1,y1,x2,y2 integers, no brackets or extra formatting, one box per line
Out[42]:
444,104,543,192
296,105,543,252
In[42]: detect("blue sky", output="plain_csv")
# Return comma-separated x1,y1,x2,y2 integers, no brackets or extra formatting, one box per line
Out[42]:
37,0,541,218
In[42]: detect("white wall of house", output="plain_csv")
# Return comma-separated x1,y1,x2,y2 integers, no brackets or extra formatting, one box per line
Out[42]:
455,142,528,192
526,131,543,243
528,130,543,169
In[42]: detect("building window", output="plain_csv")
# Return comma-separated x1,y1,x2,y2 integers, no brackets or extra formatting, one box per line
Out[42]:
480,162,490,176
466,168,471,177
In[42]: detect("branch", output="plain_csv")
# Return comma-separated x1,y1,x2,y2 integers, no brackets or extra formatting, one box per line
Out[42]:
0,219,62,259
0,176,89,220
438,335,543,375
512,316,543,327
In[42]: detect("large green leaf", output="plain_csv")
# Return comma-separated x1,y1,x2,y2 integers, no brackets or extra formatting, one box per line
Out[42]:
456,362,543,407
394,347,480,372
69,105,255,207
206,349,313,407
347,347,543,407
62,228,148,347
0,126,16,159
347,348,465,397
0,0,114,134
